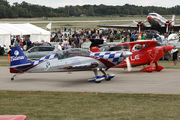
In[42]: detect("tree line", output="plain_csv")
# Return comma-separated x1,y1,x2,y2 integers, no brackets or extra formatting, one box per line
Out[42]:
1,0,180,18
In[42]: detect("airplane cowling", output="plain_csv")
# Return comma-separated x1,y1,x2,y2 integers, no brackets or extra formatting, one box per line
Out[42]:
164,21,173,33
165,21,172,28
136,22,145,29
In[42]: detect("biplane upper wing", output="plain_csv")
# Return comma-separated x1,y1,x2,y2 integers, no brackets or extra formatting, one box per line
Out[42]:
115,40,158,52
172,25,180,31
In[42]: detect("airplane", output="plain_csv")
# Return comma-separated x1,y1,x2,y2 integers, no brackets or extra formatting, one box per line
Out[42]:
97,12,180,34
9,46,132,83
91,40,173,72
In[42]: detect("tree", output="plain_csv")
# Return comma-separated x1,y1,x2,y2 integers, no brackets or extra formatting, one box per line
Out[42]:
88,6,94,16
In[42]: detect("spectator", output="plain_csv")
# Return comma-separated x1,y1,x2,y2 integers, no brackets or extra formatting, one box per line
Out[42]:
138,34,141,40
14,40,19,47
141,34,146,40
58,42,62,51
171,45,179,66
19,38,23,48
110,32,114,42
130,33,135,42
152,36,156,41
26,38,32,50
102,35,107,43
121,36,124,43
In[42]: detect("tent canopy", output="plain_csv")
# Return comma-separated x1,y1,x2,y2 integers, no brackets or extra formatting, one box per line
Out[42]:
0,23,50,47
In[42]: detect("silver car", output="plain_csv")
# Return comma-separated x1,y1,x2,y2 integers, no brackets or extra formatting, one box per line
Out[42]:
24,46,59,60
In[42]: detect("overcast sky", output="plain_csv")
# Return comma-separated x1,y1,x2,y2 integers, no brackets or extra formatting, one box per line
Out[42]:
8,0,180,8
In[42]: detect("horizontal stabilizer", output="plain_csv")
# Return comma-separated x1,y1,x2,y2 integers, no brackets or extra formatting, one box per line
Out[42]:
10,63,32,68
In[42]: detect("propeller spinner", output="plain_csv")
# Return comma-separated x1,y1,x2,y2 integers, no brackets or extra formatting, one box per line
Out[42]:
133,20,147,33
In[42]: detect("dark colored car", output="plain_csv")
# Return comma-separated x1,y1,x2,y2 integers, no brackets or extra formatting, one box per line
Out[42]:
144,30,159,38
30,42,51,48
0,45,5,55
24,46,58,60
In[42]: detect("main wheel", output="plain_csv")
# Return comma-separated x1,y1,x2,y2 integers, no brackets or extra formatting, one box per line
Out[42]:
11,78,14,81
105,78,111,81
95,81,101,83
105,74,111,81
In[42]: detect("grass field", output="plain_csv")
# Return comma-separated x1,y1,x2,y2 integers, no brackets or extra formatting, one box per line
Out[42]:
1,91,180,120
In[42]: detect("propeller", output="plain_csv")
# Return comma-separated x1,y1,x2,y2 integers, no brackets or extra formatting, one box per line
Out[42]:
164,20,173,33
133,20,147,34
126,57,132,72
122,51,132,72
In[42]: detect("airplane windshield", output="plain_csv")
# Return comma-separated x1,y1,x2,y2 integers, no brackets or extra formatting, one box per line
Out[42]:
109,45,130,51
148,13,157,17
56,48,90,60
132,44,148,51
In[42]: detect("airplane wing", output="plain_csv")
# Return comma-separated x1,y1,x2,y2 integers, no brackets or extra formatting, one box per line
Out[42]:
59,62,99,70
172,25,180,31
115,40,158,52
97,25,151,30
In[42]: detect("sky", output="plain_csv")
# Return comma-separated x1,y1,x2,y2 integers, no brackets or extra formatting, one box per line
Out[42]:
7,0,180,8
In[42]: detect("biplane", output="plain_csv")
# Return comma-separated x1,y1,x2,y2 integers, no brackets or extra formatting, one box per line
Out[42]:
91,40,173,72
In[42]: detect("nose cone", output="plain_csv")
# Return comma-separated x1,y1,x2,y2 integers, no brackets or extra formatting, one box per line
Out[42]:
122,51,132,58
164,46,173,52
147,16,152,20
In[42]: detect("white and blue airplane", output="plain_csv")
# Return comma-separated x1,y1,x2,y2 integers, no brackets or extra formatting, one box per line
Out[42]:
10,46,132,83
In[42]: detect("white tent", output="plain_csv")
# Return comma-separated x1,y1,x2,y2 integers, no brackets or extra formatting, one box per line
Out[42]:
0,29,10,47
0,23,50,47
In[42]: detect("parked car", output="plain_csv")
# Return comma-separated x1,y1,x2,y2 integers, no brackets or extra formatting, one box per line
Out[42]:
30,42,51,48
144,30,159,38
24,46,58,60
0,45,5,55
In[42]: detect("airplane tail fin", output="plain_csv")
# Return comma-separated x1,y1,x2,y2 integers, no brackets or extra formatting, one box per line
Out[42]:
10,46,32,73
90,46,101,52
172,15,176,26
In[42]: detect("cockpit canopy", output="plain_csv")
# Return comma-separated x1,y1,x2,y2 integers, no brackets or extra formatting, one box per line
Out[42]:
148,13,157,17
56,48,90,60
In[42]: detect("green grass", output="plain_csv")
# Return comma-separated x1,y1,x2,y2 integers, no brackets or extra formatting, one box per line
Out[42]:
0,54,10,66
0,91,180,120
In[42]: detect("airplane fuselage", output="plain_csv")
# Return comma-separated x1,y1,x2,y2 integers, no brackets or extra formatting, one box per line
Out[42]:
147,13,172,33
10,51,125,73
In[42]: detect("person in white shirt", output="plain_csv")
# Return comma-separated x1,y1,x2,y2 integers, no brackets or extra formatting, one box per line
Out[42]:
58,42,62,51
102,35,107,43
171,45,179,66
152,36,156,41
63,39,68,46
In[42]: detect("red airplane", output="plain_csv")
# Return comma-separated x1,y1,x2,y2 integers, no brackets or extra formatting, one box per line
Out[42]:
91,40,173,72
114,40,173,72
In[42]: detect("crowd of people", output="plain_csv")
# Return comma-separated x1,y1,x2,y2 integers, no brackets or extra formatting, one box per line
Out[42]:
10,35,32,51
50,28,142,47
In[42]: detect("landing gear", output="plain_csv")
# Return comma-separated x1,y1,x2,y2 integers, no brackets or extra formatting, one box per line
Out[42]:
11,73,21,81
140,61,164,72
88,68,115,83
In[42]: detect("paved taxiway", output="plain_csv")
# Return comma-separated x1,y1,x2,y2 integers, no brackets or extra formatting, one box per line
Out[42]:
0,66,180,94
